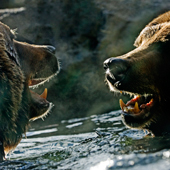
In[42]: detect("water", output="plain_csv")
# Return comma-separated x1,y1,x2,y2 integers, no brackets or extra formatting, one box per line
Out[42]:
1,110,170,169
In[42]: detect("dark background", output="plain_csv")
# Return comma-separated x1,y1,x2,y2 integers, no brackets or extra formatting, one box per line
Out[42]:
1,0,170,127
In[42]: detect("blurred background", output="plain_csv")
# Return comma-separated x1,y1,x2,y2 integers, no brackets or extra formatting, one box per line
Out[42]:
1,0,170,127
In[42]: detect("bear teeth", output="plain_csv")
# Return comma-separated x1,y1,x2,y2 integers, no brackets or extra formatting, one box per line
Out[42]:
119,97,154,114
40,88,48,99
120,99,140,113
119,99,126,110
134,102,140,113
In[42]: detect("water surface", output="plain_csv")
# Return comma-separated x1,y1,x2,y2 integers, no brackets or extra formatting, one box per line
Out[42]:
1,110,170,170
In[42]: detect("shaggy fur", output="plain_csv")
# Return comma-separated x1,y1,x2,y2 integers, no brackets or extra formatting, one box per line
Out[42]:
0,22,59,160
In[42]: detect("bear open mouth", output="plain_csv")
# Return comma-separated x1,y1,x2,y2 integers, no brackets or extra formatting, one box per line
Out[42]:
105,69,157,120
12,40,61,121
28,67,60,121
119,95,155,118
118,93,160,129
105,70,159,128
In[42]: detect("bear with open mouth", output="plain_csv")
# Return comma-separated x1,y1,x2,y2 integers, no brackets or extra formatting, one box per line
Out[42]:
104,11,170,136
0,22,60,161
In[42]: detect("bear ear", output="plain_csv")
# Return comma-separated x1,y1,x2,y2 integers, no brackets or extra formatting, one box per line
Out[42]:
134,23,167,47
134,23,170,47
153,23,170,43
0,22,20,66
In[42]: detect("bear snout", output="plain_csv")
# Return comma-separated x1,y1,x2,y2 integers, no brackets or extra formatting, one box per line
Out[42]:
104,58,129,85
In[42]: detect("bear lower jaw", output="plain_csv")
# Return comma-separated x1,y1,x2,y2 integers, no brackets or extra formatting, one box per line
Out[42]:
29,102,54,121
29,88,53,121
27,66,60,121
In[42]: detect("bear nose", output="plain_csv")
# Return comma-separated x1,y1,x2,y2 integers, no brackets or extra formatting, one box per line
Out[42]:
103,58,129,81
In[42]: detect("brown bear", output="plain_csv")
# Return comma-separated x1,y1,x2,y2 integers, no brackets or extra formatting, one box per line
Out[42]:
0,22,60,161
104,11,170,136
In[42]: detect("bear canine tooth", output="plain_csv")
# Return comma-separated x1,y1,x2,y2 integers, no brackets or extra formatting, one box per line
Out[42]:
40,88,48,99
134,102,140,113
119,99,126,110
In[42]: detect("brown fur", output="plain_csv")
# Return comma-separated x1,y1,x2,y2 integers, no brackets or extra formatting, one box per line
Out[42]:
104,11,170,136
0,22,59,160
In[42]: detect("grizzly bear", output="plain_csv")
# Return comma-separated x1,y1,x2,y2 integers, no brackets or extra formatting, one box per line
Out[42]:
0,22,60,161
104,11,170,136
